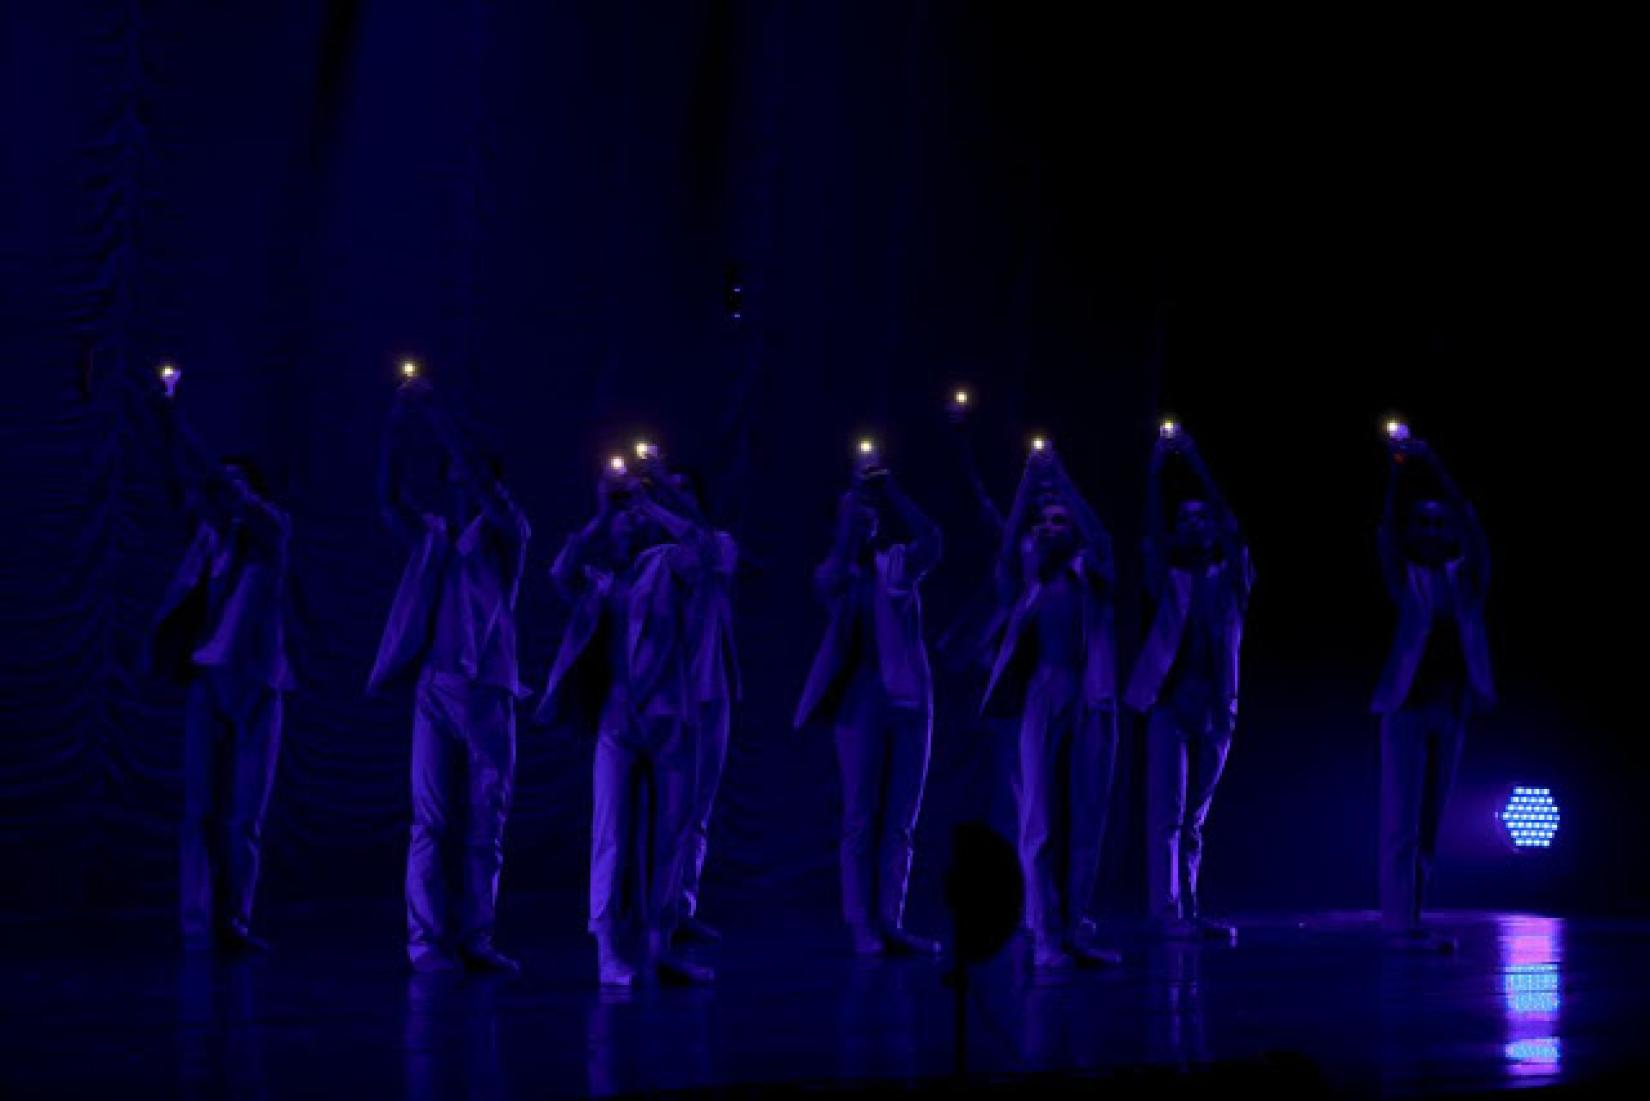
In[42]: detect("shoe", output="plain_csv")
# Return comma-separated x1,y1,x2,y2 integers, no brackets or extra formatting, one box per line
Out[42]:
459,943,521,975
655,953,716,985
599,960,638,988
649,930,714,985
218,923,272,955
1068,938,1123,968
849,926,886,956
673,914,723,946
409,950,463,974
1032,938,1075,971
883,926,942,957
596,934,638,988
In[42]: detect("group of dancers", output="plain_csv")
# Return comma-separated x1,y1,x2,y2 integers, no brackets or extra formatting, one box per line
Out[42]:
132,361,1492,987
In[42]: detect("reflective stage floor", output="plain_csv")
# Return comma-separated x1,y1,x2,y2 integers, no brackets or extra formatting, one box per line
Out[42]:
1,897,1644,1097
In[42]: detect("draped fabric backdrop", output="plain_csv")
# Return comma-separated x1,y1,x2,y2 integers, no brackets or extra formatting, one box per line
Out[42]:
2,3,1636,921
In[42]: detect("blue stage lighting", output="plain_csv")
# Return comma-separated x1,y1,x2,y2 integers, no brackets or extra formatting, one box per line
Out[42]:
1498,787,1560,850
1504,963,1560,1014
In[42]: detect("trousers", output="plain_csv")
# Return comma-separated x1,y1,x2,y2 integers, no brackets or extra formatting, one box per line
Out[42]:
181,668,283,943
405,671,517,963
1144,678,1233,921
1378,699,1467,928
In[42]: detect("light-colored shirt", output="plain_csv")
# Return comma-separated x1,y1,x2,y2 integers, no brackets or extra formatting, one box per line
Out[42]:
367,507,530,697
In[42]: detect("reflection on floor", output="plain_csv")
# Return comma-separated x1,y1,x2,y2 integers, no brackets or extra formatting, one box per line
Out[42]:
1,898,1645,1097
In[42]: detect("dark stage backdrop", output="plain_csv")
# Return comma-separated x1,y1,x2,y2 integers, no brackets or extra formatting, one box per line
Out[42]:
2,3,1636,922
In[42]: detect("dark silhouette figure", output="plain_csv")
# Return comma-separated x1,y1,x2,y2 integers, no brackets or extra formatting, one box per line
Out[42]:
1373,432,1493,951
369,377,530,975
1125,426,1253,942
140,366,292,956
981,444,1121,970
538,449,718,987
795,450,944,957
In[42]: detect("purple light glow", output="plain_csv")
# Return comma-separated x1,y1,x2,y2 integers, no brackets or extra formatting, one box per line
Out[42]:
1498,917,1564,1081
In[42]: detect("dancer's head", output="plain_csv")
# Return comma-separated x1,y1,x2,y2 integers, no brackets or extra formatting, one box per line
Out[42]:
1404,498,1459,566
1031,495,1077,570
1169,497,1218,563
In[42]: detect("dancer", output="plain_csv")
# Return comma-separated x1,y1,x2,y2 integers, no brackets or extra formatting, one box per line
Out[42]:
538,449,716,987
795,446,943,957
1125,424,1252,942
141,365,293,954
982,442,1121,970
368,375,529,974
1373,427,1493,951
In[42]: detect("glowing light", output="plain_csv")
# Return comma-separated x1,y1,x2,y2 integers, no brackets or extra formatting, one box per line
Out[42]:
953,389,970,406
400,360,419,380
157,364,178,381
635,441,656,460
1159,419,1178,439
1498,787,1561,850
1031,437,1047,452
1505,1038,1561,1070
1386,419,1410,442
1504,965,1561,1015
858,438,876,455
1498,916,1563,1080
608,456,627,473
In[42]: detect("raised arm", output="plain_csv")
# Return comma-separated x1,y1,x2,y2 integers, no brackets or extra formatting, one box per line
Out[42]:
879,473,942,579
1418,439,1488,594
1046,452,1114,588
996,458,1038,583
1180,432,1247,569
210,466,290,555
1182,437,1235,529
639,494,717,580
814,490,864,601
148,369,288,552
551,513,608,602
635,451,709,529
631,452,716,570
412,383,523,538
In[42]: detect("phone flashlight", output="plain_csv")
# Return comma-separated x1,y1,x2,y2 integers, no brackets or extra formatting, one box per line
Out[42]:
400,360,419,381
